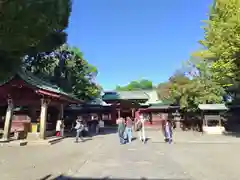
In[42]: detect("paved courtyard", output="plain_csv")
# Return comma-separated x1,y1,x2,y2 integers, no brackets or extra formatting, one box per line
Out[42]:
0,130,240,180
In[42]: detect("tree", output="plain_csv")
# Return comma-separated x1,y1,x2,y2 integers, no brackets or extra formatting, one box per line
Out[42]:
116,79,154,91
24,44,102,100
170,58,225,111
158,0,235,110
0,0,72,79
156,71,190,102
193,0,240,88
157,82,172,101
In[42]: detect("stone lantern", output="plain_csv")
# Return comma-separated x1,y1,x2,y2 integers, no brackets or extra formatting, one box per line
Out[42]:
173,109,181,129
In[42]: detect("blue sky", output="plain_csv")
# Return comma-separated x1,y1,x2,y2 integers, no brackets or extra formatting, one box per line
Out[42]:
67,0,213,90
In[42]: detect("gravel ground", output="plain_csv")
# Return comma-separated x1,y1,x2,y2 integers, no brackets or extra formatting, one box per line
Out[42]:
0,130,240,180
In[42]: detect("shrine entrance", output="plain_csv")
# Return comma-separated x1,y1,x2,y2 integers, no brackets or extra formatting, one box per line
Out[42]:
102,91,149,123
119,109,132,119
115,100,140,120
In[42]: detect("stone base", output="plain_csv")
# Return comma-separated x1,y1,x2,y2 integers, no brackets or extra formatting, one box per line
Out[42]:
0,136,64,146
0,139,27,146
26,130,56,141
202,126,225,135
27,136,64,146
0,138,10,143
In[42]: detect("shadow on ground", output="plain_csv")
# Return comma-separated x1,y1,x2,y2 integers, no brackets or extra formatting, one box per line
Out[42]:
222,122,240,138
41,174,189,180
223,131,240,138
64,128,118,138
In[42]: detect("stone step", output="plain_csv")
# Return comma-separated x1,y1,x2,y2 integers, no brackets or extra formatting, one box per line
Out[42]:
27,137,64,146
0,139,28,146
26,133,40,141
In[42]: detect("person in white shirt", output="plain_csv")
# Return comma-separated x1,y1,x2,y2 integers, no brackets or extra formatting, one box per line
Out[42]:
56,119,62,137
99,119,104,133
60,119,65,137
136,114,146,143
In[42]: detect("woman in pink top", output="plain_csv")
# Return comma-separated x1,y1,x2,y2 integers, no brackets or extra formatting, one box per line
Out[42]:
124,117,133,143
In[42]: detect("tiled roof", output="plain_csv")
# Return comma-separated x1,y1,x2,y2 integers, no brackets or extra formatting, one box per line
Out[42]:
0,68,81,102
86,98,110,106
145,100,177,109
102,90,177,109
102,91,149,101
143,90,160,104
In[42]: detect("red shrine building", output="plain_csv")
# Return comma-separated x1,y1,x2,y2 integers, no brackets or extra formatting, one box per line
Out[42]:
102,90,179,127
0,69,82,142
66,90,179,128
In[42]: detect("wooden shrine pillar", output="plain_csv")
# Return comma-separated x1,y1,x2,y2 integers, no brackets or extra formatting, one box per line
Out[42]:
117,109,121,118
39,98,50,139
59,104,64,119
2,98,14,141
131,108,135,118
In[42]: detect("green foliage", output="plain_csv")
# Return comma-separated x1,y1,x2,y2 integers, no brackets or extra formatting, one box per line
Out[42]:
116,79,154,91
157,58,225,112
158,0,239,110
157,72,190,103
194,0,240,87
24,45,102,100
157,82,173,101
0,0,71,79
189,0,240,104
169,59,225,111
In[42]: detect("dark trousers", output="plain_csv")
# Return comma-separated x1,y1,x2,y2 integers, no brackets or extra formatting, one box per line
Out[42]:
118,130,125,144
164,131,172,144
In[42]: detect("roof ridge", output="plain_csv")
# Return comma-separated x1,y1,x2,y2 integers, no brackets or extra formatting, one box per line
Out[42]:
17,68,80,102
143,91,150,99
19,69,59,89
0,74,15,87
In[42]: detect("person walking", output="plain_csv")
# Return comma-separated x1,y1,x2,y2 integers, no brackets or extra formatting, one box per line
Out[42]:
116,117,126,144
99,119,105,133
56,119,62,137
75,118,85,143
164,120,173,144
91,118,99,135
136,114,146,144
125,117,133,143
60,119,65,137
162,120,167,142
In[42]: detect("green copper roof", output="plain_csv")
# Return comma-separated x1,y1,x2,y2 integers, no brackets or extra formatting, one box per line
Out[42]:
18,70,66,95
151,99,173,106
86,98,110,106
102,91,149,101
141,97,177,109
0,68,81,102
